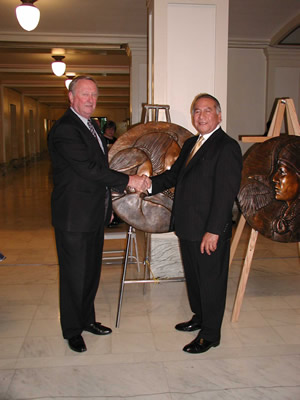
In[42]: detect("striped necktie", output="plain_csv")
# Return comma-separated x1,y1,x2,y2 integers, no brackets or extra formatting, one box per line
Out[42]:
87,119,105,153
185,135,204,165
87,119,110,219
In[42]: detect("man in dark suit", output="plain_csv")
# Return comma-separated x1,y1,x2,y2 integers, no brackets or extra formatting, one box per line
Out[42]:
150,93,242,353
48,76,148,353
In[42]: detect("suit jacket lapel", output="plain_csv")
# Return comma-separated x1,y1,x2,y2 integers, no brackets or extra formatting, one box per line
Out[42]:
89,119,109,156
180,128,223,176
68,109,109,165
176,136,197,181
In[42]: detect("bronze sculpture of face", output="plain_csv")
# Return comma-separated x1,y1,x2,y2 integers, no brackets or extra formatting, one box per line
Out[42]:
237,135,300,243
108,121,192,233
272,161,299,205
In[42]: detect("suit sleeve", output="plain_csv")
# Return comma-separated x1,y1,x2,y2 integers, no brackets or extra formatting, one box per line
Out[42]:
151,138,193,193
206,140,242,235
50,120,129,191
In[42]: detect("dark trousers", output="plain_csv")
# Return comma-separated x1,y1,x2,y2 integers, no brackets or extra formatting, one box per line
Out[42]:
55,225,104,339
179,238,230,342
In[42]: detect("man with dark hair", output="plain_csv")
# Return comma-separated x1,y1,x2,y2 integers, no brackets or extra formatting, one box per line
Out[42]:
150,93,242,353
48,76,148,353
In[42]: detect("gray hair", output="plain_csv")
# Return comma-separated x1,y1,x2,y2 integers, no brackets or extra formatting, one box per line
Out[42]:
69,75,98,95
191,93,221,115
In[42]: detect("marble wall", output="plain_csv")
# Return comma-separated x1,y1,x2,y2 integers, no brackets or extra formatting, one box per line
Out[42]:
150,232,184,279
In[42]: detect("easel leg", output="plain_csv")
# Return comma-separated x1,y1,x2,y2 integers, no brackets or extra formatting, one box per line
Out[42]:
267,100,285,137
230,214,246,267
286,99,300,136
231,229,258,322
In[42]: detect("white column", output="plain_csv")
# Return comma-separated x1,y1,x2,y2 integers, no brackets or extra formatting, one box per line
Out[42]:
147,0,229,131
127,39,147,125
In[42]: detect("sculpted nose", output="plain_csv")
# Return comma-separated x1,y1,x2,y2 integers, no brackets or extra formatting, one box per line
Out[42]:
272,172,279,182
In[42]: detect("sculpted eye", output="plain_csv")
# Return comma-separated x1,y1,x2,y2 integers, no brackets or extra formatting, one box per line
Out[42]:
279,167,286,175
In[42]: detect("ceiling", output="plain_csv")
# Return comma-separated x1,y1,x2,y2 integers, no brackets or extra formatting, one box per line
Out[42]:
0,0,299,110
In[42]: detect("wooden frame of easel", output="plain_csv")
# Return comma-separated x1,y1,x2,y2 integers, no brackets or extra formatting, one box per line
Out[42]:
230,98,300,322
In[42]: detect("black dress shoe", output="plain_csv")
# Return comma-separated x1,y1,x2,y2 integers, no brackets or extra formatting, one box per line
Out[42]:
175,317,202,332
183,334,220,354
84,322,112,335
68,335,87,353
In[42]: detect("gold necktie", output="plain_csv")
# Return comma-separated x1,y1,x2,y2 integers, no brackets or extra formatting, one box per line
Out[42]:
185,135,204,165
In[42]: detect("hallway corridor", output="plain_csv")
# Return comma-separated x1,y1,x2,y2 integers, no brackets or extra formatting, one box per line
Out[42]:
0,159,300,399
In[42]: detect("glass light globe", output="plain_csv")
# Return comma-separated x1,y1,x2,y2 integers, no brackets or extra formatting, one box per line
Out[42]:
16,4,40,31
52,61,66,77
65,79,72,89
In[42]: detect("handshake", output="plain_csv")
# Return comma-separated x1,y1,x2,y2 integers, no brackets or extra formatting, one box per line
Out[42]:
127,174,152,194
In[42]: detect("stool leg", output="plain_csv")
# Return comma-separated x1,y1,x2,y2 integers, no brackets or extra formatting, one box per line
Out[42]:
143,232,151,294
133,231,140,272
166,109,171,122
115,226,133,328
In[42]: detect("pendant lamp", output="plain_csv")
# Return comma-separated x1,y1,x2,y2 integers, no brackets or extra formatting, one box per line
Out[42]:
51,56,66,77
16,0,40,32
65,73,76,89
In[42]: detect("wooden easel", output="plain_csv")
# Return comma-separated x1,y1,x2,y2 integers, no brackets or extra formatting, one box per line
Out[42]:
230,98,300,322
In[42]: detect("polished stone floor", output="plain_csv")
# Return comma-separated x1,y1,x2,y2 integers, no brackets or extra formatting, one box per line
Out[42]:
0,159,299,400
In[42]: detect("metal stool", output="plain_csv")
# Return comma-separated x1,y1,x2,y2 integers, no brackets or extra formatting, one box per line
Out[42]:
143,104,171,123
116,104,176,328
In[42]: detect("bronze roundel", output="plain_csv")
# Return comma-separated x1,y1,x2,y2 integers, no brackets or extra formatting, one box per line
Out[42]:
237,135,300,242
108,121,193,233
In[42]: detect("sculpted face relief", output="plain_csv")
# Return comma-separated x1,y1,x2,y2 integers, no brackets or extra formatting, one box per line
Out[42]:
273,161,299,205
237,136,300,242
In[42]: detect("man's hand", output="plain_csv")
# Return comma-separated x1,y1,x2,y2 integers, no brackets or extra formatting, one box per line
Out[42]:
128,174,151,193
200,232,219,255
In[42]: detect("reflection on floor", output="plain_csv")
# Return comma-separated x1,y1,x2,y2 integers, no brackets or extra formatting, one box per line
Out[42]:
0,159,299,400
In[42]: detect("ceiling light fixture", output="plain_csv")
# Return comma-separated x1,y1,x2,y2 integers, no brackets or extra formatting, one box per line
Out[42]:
51,55,66,77
65,73,76,89
16,0,40,32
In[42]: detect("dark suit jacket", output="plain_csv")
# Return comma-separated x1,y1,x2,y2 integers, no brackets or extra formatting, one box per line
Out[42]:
48,108,128,232
151,128,242,241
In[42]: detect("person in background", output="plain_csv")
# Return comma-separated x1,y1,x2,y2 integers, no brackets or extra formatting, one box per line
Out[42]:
149,93,242,354
48,76,149,353
102,120,117,147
